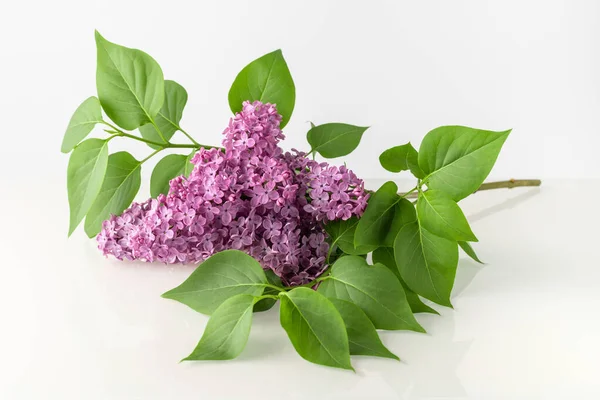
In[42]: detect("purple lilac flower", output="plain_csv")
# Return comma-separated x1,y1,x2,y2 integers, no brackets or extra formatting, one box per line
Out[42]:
97,101,369,286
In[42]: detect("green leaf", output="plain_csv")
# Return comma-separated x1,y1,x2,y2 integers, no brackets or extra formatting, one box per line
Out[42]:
459,241,484,264
279,288,353,370
379,143,425,178
183,294,256,361
383,198,416,247
150,154,188,197
394,222,458,307
139,80,188,148
184,151,195,176
419,126,511,201
228,50,295,128
372,247,438,314
307,123,368,158
95,30,164,130
417,189,478,242
328,298,399,360
253,270,282,312
84,151,142,238
61,97,103,153
324,217,377,256
317,256,424,332
355,181,401,247
162,250,267,315
67,139,109,236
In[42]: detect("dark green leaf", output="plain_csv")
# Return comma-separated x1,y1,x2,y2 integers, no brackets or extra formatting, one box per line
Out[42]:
372,247,438,314
459,241,484,264
279,288,353,370
383,198,416,247
355,181,401,247
183,294,256,361
328,298,399,360
150,154,188,197
419,126,511,201
253,270,282,312
162,250,267,315
325,217,377,256
61,97,103,153
417,189,478,242
317,256,424,332
139,80,188,148
379,143,425,178
67,139,109,236
307,123,368,158
228,50,295,128
84,151,141,238
394,222,458,307
95,30,164,130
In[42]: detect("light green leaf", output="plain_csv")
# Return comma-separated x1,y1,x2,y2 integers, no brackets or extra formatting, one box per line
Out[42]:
417,189,478,242
394,222,458,307
307,123,368,158
379,143,425,178
95,30,164,130
419,126,511,201
184,151,196,176
253,269,282,312
84,151,141,238
61,97,103,153
150,154,188,197
459,241,484,264
324,217,377,256
162,250,267,315
355,181,400,247
228,50,295,128
279,288,353,370
139,80,188,148
183,294,256,361
372,247,438,314
317,256,424,332
328,298,399,360
67,139,109,236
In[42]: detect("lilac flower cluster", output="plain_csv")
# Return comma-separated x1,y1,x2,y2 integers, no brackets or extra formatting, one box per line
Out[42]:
97,101,369,285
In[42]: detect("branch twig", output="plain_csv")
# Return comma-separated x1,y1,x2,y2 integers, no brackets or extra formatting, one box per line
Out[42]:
401,179,542,199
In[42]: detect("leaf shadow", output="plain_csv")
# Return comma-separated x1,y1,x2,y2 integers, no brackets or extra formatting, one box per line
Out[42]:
468,188,541,223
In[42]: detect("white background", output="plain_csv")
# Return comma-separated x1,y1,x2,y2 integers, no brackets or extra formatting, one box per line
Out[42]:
1,1,600,399
1,0,599,183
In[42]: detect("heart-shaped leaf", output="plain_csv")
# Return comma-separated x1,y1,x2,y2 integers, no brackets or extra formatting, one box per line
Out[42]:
307,123,368,158
419,126,511,201
95,31,164,130
328,298,399,360
67,139,109,236
183,294,256,361
280,288,353,370
61,97,103,153
162,250,267,315
228,50,295,128
140,80,188,148
379,143,425,178
394,222,458,307
354,181,401,247
325,217,377,256
318,256,424,332
372,247,438,314
150,153,189,197
417,189,477,242
84,151,141,238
